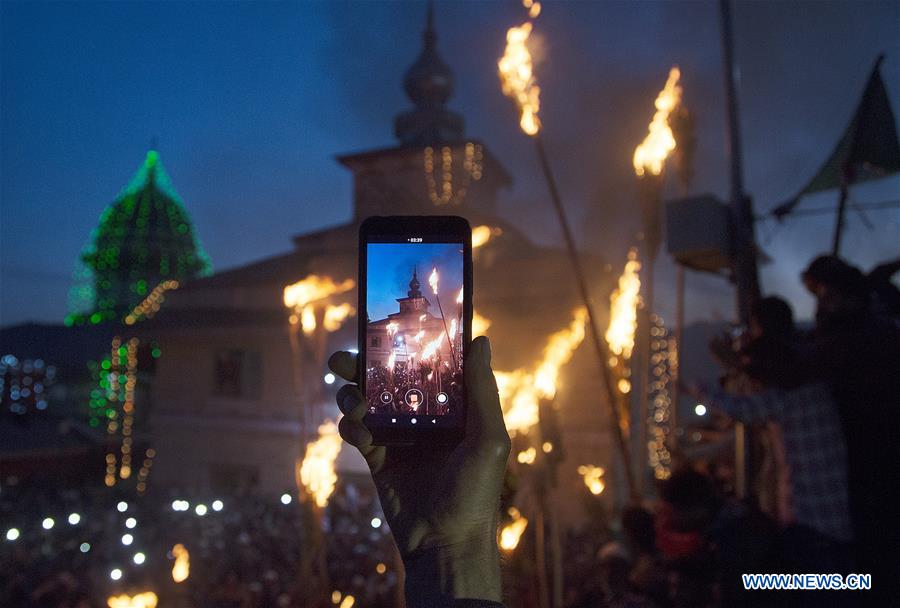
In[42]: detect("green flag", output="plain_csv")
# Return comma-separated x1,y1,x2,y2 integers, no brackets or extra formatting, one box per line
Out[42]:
772,55,900,219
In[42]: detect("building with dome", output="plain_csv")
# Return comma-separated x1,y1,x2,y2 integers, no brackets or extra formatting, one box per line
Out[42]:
145,7,618,518
67,150,211,326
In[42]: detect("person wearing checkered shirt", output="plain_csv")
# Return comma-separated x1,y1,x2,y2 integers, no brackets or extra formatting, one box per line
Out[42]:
693,382,852,545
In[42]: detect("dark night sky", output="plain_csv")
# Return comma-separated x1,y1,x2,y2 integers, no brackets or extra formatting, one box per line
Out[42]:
2,0,898,328
366,242,464,323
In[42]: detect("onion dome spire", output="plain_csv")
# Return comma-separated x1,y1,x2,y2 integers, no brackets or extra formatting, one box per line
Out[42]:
395,2,464,145
408,267,422,297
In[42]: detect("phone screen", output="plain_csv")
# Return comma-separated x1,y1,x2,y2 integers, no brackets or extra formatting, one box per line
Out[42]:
364,237,465,422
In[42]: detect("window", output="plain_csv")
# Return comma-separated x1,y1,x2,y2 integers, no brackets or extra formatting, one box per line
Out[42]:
210,463,260,493
371,336,382,348
213,350,262,399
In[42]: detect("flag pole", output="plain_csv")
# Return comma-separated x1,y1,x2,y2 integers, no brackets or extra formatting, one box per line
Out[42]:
831,180,850,255
534,135,638,502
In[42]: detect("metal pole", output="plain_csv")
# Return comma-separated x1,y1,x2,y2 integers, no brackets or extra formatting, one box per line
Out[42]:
534,135,638,502
719,0,760,325
831,183,849,255
720,0,760,500
671,265,684,451
434,293,457,367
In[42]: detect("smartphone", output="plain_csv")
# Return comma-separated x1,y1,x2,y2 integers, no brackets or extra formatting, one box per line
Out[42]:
358,216,472,445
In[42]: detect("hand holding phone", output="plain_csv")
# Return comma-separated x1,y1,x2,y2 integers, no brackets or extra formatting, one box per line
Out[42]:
358,216,473,445
328,338,510,606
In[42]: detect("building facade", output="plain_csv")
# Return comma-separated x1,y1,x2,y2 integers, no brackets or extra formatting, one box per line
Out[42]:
146,8,617,520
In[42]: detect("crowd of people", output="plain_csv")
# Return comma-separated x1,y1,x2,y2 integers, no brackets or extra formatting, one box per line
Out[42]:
561,255,898,608
1,478,398,608
4,254,897,608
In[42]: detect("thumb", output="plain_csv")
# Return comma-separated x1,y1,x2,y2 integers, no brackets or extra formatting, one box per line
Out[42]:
464,336,508,442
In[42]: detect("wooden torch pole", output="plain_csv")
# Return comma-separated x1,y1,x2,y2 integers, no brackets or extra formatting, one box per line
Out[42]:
534,135,638,502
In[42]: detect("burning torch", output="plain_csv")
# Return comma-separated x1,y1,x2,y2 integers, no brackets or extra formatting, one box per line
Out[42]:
498,1,637,501
428,268,458,369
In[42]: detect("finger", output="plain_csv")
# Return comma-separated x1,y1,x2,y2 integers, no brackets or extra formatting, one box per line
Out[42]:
338,416,386,472
464,337,510,447
336,384,367,420
328,351,358,382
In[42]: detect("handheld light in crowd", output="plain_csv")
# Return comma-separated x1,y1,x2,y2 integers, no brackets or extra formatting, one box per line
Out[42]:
125,517,137,529
107,591,158,608
370,517,382,529
5,528,19,541
68,512,81,525
194,504,207,516
695,403,707,416
42,517,54,530
280,493,292,505
171,544,190,582
212,500,224,511
121,533,133,546
110,568,122,581
133,552,146,565
117,501,128,513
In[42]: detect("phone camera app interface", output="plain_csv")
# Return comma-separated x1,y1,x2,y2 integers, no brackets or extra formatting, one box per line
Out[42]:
366,241,464,417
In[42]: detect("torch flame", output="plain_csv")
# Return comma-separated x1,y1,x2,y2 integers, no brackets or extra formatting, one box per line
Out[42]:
499,507,529,551
283,275,354,308
577,464,606,495
472,225,503,249
605,248,641,360
534,307,588,396
299,420,343,508
108,593,158,608
171,543,189,583
633,67,682,177
283,275,355,336
473,310,492,336
498,22,541,136
323,303,355,332
428,267,439,295
387,350,396,370
495,307,588,434
523,0,541,19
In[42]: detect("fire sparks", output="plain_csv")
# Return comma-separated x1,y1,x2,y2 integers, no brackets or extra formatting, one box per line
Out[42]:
107,592,158,608
499,507,529,551
171,543,189,583
283,275,355,336
577,465,606,495
605,248,641,361
495,307,588,434
299,420,342,508
633,67,682,177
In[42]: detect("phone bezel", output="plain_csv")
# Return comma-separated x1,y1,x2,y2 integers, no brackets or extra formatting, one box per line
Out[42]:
358,216,472,445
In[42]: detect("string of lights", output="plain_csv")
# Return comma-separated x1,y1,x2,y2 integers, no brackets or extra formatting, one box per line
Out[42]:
423,142,483,206
647,314,675,480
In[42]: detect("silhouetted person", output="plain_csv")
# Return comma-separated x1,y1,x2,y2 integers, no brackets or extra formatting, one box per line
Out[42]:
799,255,900,606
